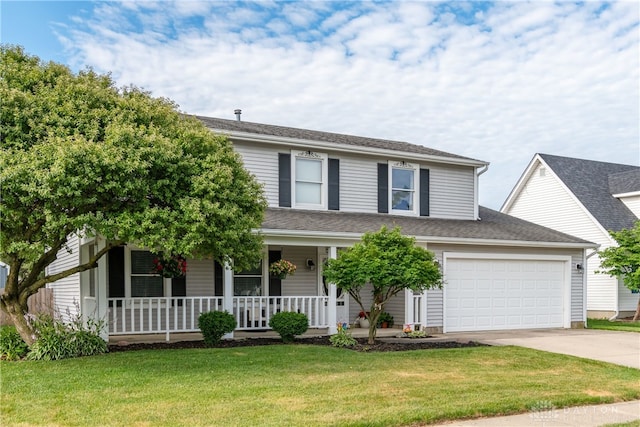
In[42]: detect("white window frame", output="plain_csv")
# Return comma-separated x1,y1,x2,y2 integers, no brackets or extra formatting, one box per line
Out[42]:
291,150,328,210
389,160,419,216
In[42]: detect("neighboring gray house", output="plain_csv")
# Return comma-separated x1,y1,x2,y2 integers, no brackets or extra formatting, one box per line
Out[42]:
46,117,595,340
502,154,640,319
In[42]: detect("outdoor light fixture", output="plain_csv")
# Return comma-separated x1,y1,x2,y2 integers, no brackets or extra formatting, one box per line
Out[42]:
306,259,316,270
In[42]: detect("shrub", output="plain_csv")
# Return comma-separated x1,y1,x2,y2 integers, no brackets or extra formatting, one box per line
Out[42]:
198,311,236,345
329,323,357,348
26,307,108,361
269,311,308,343
0,326,29,361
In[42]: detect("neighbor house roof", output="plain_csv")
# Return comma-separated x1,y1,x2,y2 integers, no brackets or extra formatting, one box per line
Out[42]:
261,206,595,248
538,154,639,232
609,169,640,195
196,116,487,166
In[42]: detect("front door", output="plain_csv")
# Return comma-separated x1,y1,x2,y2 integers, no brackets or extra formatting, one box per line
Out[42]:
318,251,349,323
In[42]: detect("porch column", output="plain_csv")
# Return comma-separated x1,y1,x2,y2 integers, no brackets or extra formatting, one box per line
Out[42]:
420,290,428,331
223,262,234,339
327,246,338,335
95,238,109,341
404,289,414,330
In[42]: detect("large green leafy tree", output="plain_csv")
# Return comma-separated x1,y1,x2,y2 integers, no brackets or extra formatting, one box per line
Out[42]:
323,226,442,344
0,46,267,344
598,221,640,321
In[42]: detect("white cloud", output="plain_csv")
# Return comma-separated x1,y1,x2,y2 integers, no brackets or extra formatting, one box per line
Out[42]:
57,1,639,209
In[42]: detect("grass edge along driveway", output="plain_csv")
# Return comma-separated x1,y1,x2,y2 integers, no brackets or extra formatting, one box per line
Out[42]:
2,345,639,427
587,318,640,333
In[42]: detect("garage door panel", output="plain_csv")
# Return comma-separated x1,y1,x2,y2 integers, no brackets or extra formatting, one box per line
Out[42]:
445,258,565,332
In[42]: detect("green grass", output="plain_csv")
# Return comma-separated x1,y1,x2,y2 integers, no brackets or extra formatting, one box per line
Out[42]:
2,345,639,427
588,318,640,332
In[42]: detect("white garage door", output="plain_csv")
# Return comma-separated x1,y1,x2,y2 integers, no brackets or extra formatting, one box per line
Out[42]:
444,257,566,332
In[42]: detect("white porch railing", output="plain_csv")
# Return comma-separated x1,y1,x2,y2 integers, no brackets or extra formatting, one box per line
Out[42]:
233,296,329,330
108,297,224,336
107,296,329,337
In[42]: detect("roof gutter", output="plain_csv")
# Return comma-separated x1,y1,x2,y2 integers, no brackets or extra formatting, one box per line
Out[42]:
257,228,598,249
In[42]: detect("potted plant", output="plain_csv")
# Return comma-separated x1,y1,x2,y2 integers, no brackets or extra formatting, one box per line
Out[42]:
269,259,296,279
377,311,394,328
357,311,370,328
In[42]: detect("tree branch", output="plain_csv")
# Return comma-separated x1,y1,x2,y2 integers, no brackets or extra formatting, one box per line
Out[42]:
25,240,125,295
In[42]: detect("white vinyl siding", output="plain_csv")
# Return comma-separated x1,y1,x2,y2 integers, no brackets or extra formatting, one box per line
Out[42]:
46,234,81,321
233,142,280,207
504,161,622,312
186,259,216,296
280,247,317,296
619,194,640,218
618,276,639,311
339,155,378,213
429,164,475,219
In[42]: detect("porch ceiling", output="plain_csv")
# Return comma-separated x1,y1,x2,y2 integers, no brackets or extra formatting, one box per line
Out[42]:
261,207,595,247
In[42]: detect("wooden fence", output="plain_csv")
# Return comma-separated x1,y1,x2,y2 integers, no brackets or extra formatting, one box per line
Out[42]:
0,288,54,326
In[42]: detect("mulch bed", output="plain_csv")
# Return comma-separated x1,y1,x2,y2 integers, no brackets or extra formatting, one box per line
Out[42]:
108,336,488,353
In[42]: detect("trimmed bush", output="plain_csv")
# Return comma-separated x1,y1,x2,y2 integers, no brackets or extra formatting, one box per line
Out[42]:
0,326,29,361
269,312,308,343
198,311,236,346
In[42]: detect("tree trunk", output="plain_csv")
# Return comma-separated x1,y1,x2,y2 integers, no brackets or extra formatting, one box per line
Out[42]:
1,299,35,345
634,299,640,322
367,309,382,345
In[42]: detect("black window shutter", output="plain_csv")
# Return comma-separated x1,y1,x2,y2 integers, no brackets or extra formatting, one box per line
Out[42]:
420,168,430,217
268,250,282,297
328,158,340,210
278,153,291,207
214,261,223,296
108,246,125,306
377,163,388,213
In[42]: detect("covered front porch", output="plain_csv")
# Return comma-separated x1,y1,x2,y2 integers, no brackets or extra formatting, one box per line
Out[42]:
81,237,428,341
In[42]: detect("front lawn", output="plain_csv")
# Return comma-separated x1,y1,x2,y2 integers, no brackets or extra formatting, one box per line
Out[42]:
2,345,639,426
588,318,640,332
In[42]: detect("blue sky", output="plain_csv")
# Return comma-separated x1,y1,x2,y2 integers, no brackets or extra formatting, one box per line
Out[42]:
2,1,639,209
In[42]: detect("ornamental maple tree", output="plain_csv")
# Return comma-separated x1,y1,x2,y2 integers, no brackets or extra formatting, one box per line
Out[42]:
0,45,266,344
323,226,442,344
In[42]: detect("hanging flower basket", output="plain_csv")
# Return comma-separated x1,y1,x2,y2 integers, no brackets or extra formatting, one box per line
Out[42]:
152,254,187,278
269,259,296,279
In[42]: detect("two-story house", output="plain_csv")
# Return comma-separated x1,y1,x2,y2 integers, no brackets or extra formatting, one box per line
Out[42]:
47,115,595,341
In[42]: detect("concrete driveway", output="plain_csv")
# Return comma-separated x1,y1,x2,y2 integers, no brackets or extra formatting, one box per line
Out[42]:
439,328,640,369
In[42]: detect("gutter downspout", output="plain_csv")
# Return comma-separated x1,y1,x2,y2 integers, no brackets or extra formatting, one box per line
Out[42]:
475,165,489,220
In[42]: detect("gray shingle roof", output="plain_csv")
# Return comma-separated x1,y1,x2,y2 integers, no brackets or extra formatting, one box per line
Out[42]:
262,206,594,246
196,116,485,164
609,169,640,195
539,154,639,232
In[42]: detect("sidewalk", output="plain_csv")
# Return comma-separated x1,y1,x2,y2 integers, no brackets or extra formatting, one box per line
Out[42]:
432,400,640,426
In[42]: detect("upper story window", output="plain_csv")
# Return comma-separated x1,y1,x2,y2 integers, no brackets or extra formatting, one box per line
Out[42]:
279,151,339,210
378,161,429,217
295,153,325,206
391,162,418,213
